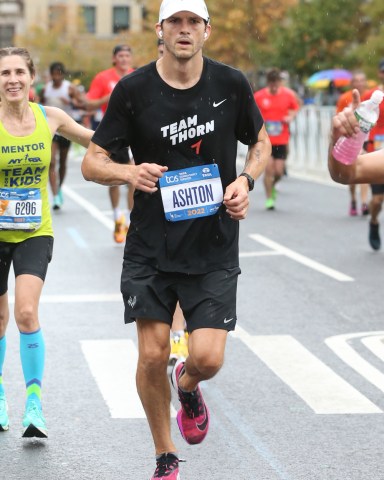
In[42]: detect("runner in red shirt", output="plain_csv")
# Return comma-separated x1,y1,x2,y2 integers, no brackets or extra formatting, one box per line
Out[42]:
361,60,384,250
87,45,135,243
336,70,369,216
254,68,300,210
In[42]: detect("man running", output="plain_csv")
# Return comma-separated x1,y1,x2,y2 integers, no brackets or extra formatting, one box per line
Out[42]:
82,0,271,478
41,62,83,210
361,60,384,250
86,45,135,243
254,68,300,210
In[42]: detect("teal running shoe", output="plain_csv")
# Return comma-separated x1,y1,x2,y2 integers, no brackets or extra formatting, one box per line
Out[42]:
52,194,61,210
22,400,47,438
0,394,9,431
58,188,64,205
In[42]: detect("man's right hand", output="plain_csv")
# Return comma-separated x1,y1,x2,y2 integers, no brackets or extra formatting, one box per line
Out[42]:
132,163,168,193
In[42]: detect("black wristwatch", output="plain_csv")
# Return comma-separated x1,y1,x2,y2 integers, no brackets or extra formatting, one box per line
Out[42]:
239,172,254,191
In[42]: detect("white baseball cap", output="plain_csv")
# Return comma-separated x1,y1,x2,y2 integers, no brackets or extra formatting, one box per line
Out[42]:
159,0,210,23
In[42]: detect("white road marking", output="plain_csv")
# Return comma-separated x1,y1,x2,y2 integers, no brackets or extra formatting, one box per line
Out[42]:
62,184,114,230
249,234,354,282
326,331,384,394
239,251,282,258
9,293,122,304
362,335,384,362
232,326,381,414
81,339,177,419
64,185,345,281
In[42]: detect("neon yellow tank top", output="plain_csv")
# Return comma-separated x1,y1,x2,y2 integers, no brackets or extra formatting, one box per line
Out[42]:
0,102,53,242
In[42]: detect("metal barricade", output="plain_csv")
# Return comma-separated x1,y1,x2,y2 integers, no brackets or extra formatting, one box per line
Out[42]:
288,105,335,181
237,106,335,183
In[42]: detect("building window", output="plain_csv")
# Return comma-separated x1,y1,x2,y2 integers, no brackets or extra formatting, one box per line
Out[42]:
0,25,15,47
49,5,67,32
81,6,96,33
0,1,22,15
113,6,130,33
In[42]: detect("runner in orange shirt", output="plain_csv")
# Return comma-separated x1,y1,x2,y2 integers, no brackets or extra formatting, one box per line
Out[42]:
254,68,300,210
86,45,135,243
336,70,369,216
361,60,384,250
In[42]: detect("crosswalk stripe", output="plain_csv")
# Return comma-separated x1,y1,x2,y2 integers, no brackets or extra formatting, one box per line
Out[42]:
232,327,381,414
9,293,122,304
81,339,177,419
326,331,384,395
362,334,384,362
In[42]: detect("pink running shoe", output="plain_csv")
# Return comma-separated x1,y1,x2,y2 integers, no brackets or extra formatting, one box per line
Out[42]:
171,359,210,445
151,453,180,479
349,201,357,216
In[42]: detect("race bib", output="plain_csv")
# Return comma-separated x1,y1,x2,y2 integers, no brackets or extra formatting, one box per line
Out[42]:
159,164,223,222
373,134,384,151
0,188,42,231
265,121,283,137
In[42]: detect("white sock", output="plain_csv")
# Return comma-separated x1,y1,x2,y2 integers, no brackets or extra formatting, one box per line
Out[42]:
172,330,185,339
113,208,121,221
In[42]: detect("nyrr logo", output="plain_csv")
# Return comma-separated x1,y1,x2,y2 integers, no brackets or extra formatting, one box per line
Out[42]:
165,175,179,184
202,167,212,178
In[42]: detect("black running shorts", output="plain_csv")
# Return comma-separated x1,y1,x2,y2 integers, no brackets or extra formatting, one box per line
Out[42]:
53,134,71,149
371,184,384,195
0,236,54,295
121,262,240,332
271,145,288,160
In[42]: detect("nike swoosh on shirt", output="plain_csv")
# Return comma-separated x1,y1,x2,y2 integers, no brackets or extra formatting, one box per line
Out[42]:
196,405,209,431
223,318,233,324
213,99,227,108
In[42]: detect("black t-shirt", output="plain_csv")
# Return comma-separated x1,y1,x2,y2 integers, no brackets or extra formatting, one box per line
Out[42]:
92,57,264,274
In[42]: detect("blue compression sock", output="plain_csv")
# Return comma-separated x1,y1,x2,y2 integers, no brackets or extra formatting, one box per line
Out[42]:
20,329,45,408
0,336,5,395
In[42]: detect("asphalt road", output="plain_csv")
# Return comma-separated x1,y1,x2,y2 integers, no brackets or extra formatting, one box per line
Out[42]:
1,146,384,480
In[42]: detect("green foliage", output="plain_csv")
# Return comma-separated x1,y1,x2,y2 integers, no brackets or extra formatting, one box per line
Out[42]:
17,24,136,89
15,0,384,88
349,0,384,79
267,0,365,77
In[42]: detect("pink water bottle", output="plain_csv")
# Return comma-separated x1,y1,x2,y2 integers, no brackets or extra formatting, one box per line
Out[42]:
332,90,384,165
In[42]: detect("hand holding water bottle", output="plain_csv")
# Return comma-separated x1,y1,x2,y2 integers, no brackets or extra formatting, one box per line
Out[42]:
331,89,361,139
332,89,384,165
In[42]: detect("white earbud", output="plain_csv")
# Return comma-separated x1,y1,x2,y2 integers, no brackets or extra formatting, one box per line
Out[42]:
159,30,163,38
204,32,207,39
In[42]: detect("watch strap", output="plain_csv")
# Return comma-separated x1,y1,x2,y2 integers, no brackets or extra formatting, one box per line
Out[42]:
239,172,254,191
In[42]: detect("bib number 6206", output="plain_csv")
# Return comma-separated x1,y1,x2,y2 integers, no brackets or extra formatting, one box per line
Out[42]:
15,201,37,216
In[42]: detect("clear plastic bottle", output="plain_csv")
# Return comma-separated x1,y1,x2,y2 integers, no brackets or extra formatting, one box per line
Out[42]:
332,89,384,165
